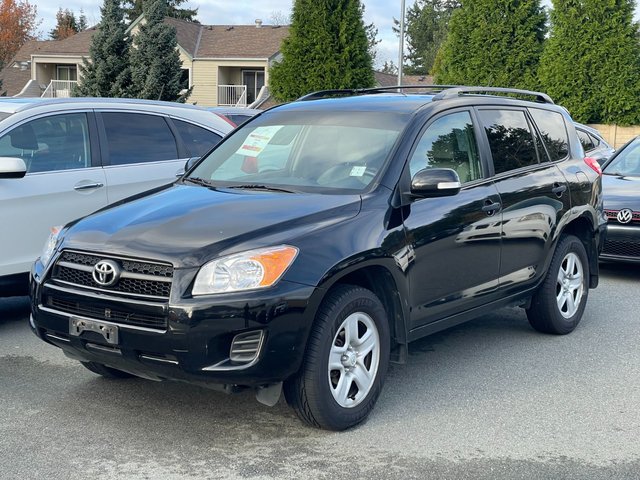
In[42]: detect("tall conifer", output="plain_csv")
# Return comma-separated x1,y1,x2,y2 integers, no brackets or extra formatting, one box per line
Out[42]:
270,0,374,101
540,0,640,125
433,0,546,89
129,0,184,101
74,0,131,97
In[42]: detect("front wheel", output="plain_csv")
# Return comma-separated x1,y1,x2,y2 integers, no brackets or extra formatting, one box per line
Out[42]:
527,234,589,334
284,285,390,430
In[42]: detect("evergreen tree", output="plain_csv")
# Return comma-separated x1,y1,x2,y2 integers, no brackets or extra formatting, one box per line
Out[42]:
78,9,88,31
50,8,79,40
123,0,198,23
401,0,460,75
74,0,131,97
270,0,374,101
433,0,546,89
539,0,640,125
129,0,185,101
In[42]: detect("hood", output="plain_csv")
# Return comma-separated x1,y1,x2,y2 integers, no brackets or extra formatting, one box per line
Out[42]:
602,174,640,211
61,184,361,267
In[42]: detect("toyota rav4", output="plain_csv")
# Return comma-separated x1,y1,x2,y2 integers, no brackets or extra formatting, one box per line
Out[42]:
29,86,606,430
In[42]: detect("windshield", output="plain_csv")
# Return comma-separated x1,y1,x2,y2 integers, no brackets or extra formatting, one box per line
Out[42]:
0,112,13,122
187,110,408,193
604,138,640,177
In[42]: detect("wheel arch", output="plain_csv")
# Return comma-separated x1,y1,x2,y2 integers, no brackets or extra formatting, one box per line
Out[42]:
313,260,410,351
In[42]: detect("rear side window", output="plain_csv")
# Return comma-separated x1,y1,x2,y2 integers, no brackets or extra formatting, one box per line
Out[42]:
529,109,569,161
173,119,222,158
478,110,538,174
101,113,178,165
576,129,595,152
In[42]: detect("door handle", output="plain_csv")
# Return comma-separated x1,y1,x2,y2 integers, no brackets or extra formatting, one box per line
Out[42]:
552,183,567,196
74,182,104,191
482,200,501,216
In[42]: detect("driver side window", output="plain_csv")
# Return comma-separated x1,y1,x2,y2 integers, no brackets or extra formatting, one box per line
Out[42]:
409,111,483,183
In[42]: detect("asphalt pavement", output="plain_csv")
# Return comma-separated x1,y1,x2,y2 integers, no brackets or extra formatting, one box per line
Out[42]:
1,263,639,479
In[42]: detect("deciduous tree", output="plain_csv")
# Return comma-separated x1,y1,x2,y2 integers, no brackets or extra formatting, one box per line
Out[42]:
270,0,374,101
539,0,640,125
433,0,546,90
0,0,39,66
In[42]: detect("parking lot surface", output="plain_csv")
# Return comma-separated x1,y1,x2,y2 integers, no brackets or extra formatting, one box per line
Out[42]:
1,263,639,479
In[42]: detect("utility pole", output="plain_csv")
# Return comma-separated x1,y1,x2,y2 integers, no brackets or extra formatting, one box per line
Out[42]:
398,0,405,86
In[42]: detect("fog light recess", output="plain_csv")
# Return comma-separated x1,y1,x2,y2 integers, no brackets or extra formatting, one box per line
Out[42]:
229,330,265,365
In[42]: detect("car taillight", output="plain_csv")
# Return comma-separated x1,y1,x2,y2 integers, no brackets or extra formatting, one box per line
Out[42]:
584,157,602,176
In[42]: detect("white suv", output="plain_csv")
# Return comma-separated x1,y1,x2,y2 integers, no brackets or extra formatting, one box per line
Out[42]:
0,97,233,296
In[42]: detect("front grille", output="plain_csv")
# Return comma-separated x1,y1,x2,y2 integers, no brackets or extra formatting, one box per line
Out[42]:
603,239,640,258
605,210,640,225
46,296,167,329
51,250,173,299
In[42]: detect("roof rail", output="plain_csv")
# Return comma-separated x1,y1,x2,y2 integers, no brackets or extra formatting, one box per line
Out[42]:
296,89,362,101
432,86,554,104
296,85,459,102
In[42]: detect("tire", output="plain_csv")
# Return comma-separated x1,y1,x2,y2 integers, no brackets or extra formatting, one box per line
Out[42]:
81,361,135,379
526,234,589,335
284,285,390,430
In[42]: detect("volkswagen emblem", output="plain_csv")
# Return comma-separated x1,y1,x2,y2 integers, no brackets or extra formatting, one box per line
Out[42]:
617,208,634,224
92,259,121,287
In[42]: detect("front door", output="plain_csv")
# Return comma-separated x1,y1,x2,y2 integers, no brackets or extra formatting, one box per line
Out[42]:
402,110,502,330
242,70,265,105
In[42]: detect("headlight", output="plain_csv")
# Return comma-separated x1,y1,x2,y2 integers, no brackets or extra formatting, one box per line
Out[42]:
192,245,298,296
40,226,64,267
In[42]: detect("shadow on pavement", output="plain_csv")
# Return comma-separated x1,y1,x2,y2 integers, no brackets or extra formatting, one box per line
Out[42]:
0,296,30,322
599,261,640,281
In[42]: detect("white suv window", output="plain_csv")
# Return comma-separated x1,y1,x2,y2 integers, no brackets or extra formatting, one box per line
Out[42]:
102,112,178,165
0,113,91,173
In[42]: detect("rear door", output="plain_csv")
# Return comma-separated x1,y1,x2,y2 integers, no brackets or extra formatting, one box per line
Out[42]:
97,111,185,203
477,107,571,294
402,109,503,329
0,111,106,276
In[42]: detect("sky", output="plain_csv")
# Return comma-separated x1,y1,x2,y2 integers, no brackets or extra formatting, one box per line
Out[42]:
29,0,634,69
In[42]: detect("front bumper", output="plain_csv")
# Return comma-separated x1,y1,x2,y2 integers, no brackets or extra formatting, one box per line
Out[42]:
600,224,640,263
30,259,319,388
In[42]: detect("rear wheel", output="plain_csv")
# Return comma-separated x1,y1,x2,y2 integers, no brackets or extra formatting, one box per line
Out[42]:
527,234,589,334
81,361,135,379
284,285,390,430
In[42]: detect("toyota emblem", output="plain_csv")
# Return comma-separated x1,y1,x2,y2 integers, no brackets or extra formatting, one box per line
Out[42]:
92,259,121,287
617,208,633,224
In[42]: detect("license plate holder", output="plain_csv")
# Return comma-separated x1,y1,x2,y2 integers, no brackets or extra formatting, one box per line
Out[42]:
69,317,119,345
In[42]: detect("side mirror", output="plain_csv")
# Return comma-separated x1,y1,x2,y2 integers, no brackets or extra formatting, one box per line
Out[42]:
177,157,201,177
185,156,200,171
0,157,27,179
410,168,461,198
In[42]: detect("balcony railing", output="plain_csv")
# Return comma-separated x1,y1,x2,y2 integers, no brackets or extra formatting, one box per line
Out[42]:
41,80,78,98
218,85,247,107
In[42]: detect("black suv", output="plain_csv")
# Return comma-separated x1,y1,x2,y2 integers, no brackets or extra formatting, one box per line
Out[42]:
29,86,606,430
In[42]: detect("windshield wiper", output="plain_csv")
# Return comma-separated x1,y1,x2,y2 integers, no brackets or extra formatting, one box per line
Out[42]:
183,176,215,187
227,184,298,194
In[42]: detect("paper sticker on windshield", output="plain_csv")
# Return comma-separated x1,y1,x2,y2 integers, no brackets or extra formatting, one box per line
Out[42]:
350,166,366,177
236,126,283,156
